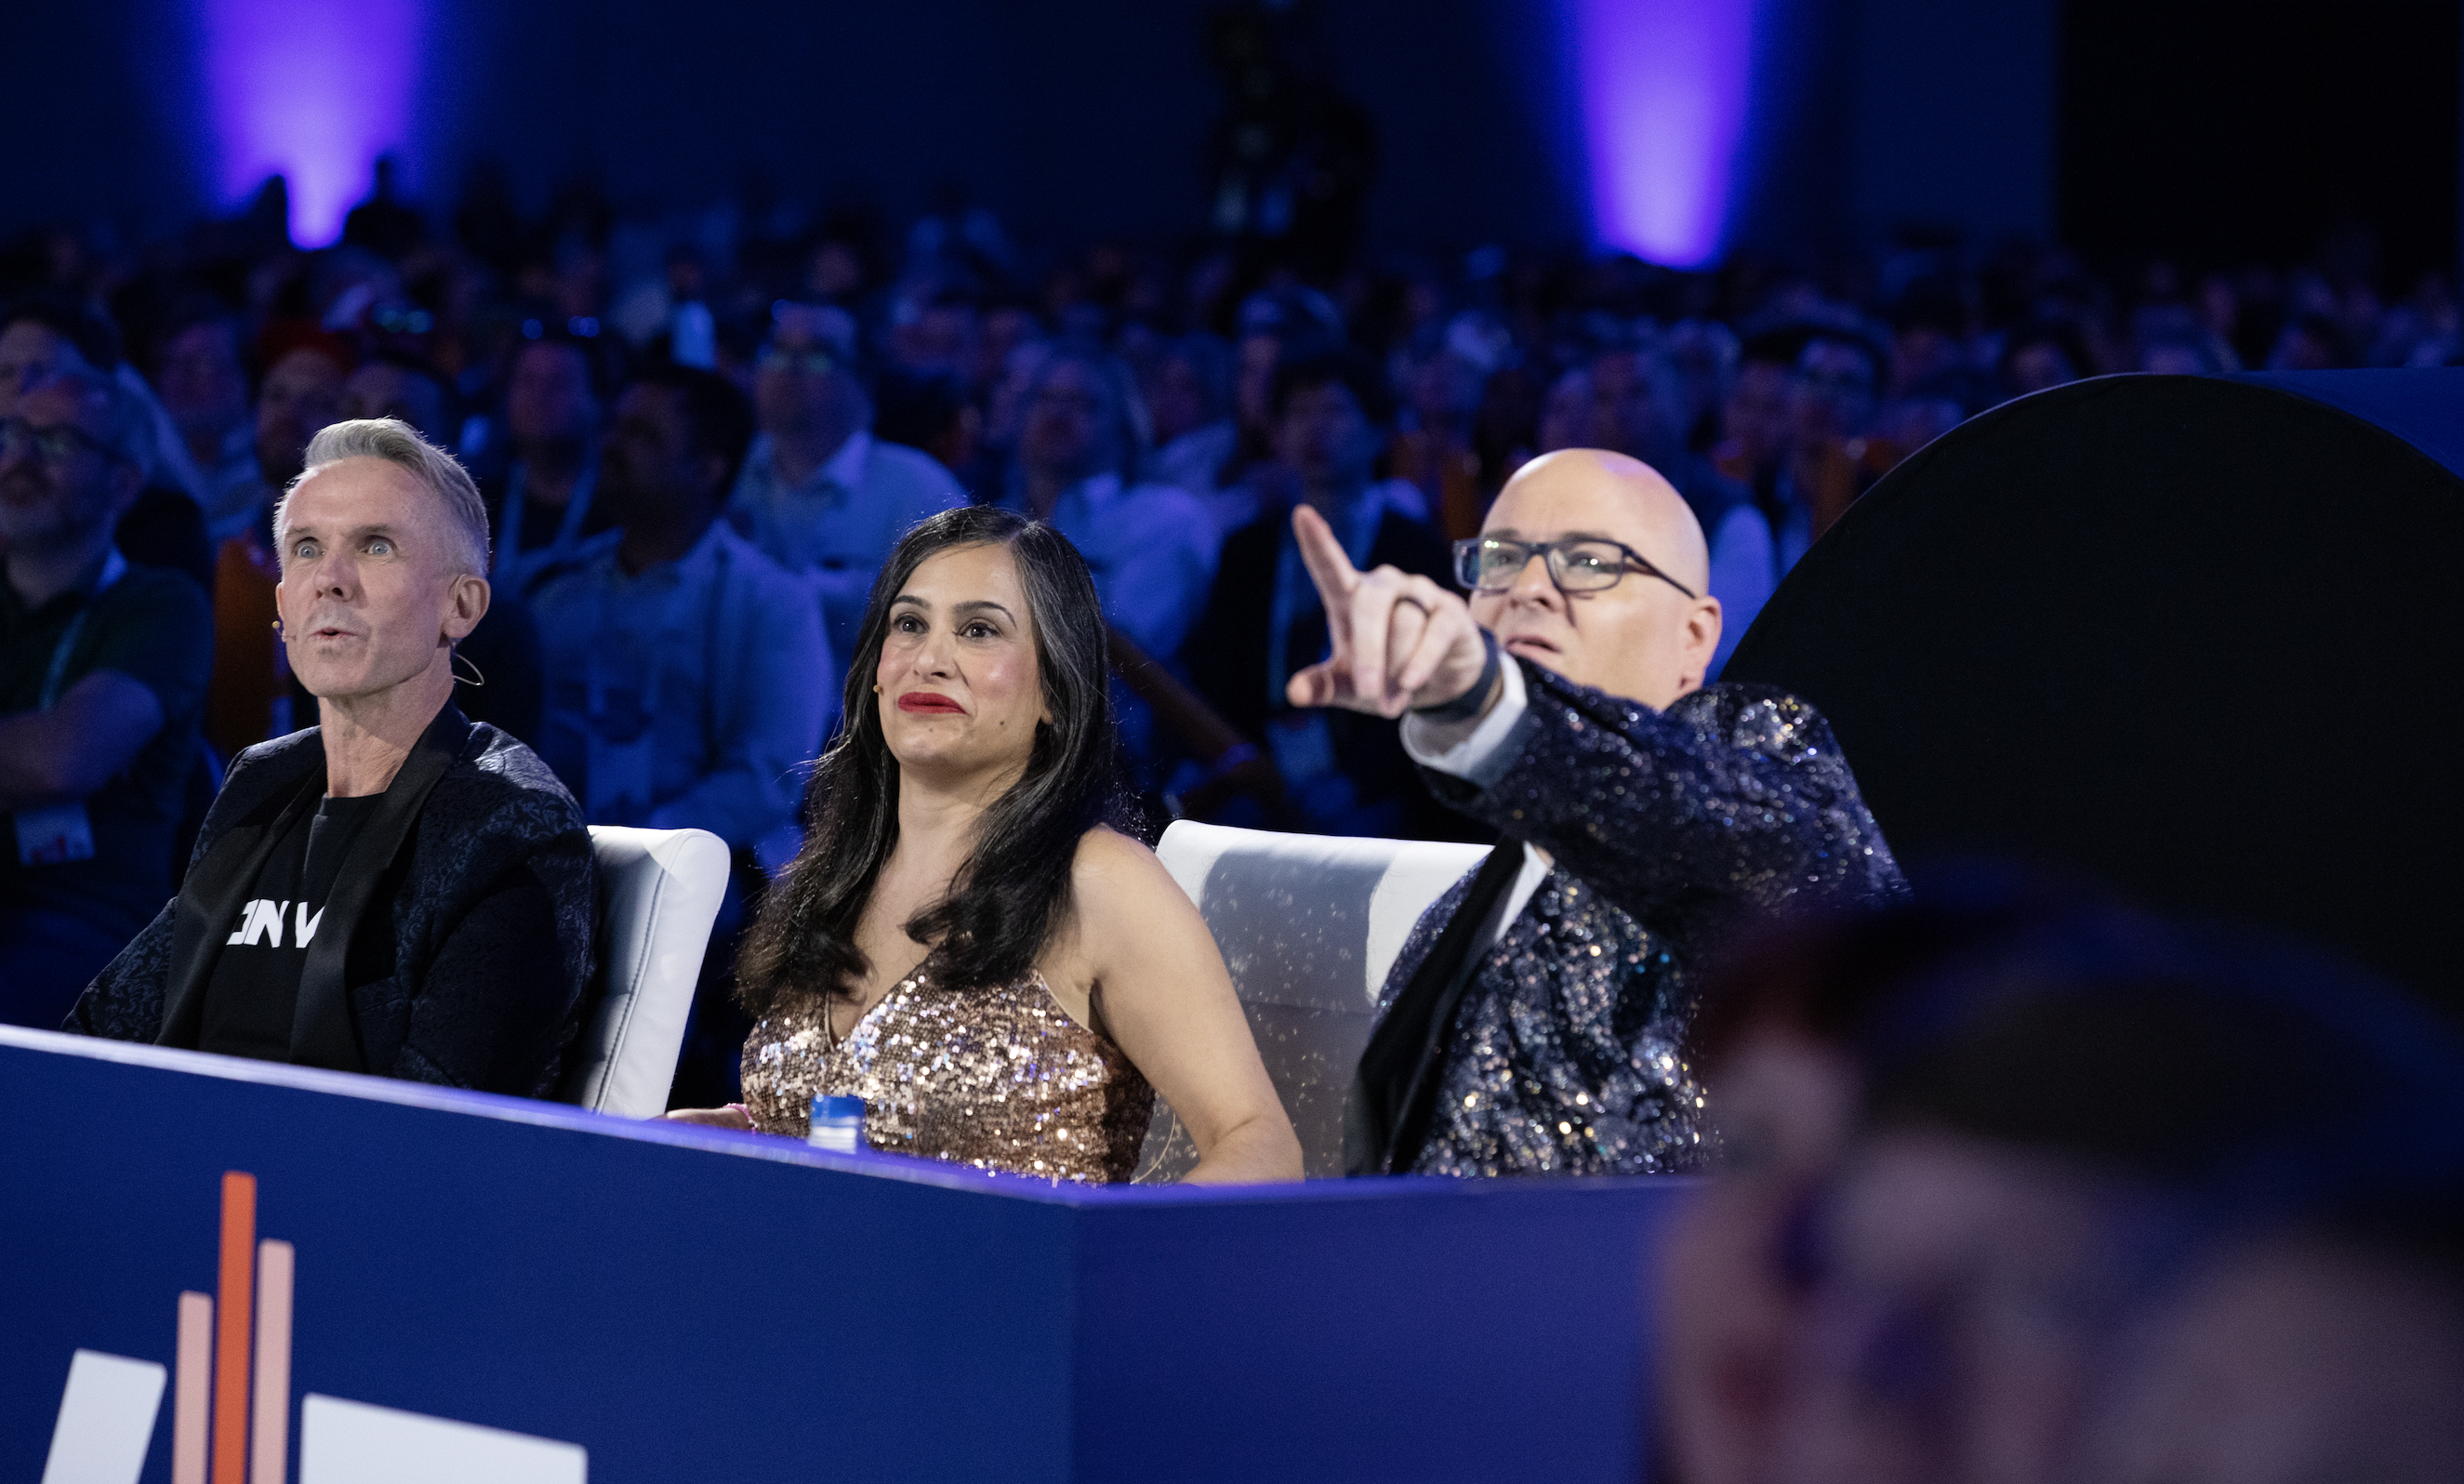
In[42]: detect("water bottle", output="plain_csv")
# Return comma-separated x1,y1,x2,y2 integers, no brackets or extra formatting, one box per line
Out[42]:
808,1094,865,1154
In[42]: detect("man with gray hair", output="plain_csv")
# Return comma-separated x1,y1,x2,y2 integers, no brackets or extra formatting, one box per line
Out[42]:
1,367,214,1026
69,418,601,1098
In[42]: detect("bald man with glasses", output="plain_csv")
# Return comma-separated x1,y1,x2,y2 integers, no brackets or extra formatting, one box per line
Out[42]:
1287,448,1905,1177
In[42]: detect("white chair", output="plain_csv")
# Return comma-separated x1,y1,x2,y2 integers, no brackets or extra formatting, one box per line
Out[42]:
558,827,732,1118
1135,821,1491,1180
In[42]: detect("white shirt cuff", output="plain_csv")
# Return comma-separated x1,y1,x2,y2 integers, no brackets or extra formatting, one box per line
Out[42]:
1401,654,1529,787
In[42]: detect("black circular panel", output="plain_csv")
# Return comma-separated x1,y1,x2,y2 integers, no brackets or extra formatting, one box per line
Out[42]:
1726,372,2463,1007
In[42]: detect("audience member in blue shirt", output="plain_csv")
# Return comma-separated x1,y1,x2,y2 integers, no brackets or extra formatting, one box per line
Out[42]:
999,345,1215,663
530,364,831,855
1143,333,1239,501
725,303,964,684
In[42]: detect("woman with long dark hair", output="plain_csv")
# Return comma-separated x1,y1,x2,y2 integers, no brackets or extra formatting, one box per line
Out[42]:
669,506,1300,1184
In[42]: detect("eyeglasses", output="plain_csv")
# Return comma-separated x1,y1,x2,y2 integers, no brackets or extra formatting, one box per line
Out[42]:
0,418,111,468
1452,536,1699,600
757,345,838,377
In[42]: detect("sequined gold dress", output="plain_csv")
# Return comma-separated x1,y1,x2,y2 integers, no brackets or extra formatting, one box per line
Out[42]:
740,968,1155,1184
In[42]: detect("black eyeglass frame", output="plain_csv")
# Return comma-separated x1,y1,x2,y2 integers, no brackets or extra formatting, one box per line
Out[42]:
1451,536,1700,601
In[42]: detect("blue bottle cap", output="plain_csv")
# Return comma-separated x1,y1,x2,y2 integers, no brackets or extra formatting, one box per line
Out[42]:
813,1094,866,1120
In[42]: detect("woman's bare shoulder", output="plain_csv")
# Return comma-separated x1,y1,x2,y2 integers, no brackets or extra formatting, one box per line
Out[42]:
1070,825,1188,912
1061,826,1226,992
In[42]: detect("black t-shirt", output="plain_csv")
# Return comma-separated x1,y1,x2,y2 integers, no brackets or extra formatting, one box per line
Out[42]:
197,790,386,1063
0,553,215,937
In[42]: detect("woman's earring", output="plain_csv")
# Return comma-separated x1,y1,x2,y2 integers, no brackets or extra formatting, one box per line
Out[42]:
271,618,285,638
872,683,883,694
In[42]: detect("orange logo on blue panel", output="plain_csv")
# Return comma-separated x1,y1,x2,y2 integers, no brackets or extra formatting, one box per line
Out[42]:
38,1171,587,1484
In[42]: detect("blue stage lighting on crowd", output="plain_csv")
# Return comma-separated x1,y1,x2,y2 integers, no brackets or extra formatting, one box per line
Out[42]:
1573,0,1755,267
202,0,425,245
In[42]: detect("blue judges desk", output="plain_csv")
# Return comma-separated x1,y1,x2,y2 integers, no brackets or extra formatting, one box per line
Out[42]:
1,1027,1684,1481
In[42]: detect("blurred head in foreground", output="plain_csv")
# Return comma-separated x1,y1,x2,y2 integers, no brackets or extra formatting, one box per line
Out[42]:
2076,1205,2464,1484
1660,882,2464,1484
1655,877,2074,1484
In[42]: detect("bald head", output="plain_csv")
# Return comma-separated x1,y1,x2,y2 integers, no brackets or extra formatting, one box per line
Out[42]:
1473,447,1722,708
1499,448,1710,593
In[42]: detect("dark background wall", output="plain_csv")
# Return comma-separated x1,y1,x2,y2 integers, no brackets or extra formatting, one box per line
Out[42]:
1845,0,2061,248
7,0,202,238
3,0,2456,274
2058,0,2461,280
8,0,1590,255
427,0,1230,245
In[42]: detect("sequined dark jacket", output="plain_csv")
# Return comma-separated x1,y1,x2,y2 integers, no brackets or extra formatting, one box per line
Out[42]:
1365,659,1904,1177
65,706,600,1097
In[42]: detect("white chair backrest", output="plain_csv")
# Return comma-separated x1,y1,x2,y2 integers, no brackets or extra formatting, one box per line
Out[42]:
561,827,731,1118
1136,821,1491,1180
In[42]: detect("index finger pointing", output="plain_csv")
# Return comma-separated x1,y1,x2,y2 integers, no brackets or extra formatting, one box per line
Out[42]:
1292,503,1361,608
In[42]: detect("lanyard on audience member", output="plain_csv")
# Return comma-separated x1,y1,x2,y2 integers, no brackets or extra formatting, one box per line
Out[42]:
15,547,128,868
38,547,128,710
496,459,599,583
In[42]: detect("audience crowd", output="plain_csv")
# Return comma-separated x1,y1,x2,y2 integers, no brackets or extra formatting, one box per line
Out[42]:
6,166,2459,1056
4,160,2459,1481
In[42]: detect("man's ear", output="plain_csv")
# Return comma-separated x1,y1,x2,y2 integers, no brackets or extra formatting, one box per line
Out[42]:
1688,595,1723,663
1674,596,1722,696
442,572,491,643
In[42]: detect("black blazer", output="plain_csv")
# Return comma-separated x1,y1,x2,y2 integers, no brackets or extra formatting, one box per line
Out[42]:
1181,503,1469,841
68,706,600,1098
1347,663,1910,1173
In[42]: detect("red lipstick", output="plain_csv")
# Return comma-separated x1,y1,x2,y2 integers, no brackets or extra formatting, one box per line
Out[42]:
896,691,967,715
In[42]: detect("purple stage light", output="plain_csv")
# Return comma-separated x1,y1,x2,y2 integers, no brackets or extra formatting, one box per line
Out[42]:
202,0,425,245
1573,0,1757,268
